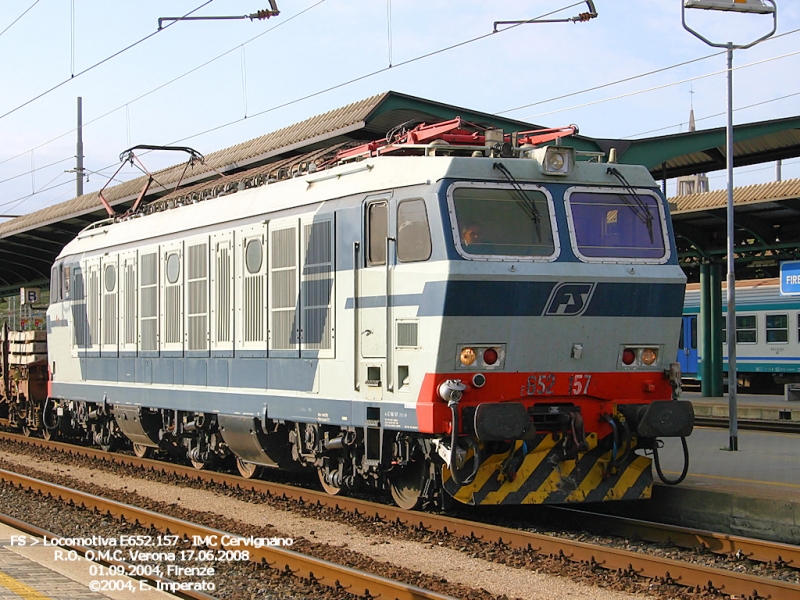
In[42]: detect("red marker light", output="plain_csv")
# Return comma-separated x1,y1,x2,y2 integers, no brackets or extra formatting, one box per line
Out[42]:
622,349,636,365
483,348,499,365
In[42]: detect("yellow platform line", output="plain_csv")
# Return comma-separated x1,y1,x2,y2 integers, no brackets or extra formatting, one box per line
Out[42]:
662,470,800,490
0,570,53,600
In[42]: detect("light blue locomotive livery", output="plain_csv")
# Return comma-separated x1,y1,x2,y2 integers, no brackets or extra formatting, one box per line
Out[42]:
44,119,693,508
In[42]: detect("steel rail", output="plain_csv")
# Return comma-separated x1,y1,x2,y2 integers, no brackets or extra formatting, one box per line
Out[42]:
0,512,216,600
550,506,799,567
0,467,458,600
2,432,800,599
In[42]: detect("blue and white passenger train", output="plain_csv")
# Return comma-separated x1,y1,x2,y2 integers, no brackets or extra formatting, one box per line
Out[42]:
680,278,800,388
42,119,693,508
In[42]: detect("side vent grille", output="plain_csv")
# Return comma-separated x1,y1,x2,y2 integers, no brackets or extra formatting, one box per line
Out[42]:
396,321,419,348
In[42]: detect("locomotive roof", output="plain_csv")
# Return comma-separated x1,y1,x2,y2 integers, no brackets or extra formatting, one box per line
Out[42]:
3,90,797,291
56,153,657,259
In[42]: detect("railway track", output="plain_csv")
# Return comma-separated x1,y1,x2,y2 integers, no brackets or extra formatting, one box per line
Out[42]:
1,431,799,599
0,512,217,600
693,416,800,433
0,465,457,600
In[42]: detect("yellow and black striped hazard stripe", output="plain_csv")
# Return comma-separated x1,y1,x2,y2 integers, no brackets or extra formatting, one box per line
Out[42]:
443,432,652,505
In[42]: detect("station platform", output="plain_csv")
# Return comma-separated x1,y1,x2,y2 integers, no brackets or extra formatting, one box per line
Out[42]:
0,524,171,600
686,390,800,422
612,418,800,544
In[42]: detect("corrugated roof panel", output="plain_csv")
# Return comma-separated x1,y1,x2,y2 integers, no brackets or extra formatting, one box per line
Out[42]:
0,93,388,239
671,178,800,213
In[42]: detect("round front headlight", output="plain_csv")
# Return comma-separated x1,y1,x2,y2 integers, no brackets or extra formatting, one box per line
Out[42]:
460,347,477,366
641,348,658,366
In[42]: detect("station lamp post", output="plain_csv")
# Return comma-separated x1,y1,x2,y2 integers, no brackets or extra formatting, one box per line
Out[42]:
682,0,777,451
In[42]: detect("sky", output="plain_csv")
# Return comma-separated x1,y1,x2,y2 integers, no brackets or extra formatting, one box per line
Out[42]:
0,0,798,219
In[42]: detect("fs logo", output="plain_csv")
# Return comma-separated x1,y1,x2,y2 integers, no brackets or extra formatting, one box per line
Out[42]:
543,282,596,316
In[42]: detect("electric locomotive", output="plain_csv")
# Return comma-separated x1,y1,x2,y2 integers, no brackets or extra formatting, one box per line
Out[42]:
43,118,693,508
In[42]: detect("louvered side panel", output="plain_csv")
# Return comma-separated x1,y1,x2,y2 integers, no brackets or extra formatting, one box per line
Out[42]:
139,252,158,352
396,321,418,348
165,286,181,344
103,293,117,345
124,262,137,346
243,275,264,342
270,224,298,352
216,245,231,343
301,218,334,356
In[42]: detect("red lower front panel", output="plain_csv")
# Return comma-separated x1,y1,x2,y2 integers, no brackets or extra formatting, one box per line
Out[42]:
416,370,673,435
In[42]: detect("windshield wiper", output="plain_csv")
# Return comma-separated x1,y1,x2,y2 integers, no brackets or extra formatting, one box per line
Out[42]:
493,162,542,240
606,167,654,244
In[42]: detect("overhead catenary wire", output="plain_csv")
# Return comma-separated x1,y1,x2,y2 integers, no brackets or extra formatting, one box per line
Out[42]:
0,0,216,122
523,48,800,120
4,3,799,209
0,0,40,39
0,156,73,186
0,0,328,169
165,2,601,146
624,89,800,138
3,4,794,176
5,1,584,210
498,26,800,116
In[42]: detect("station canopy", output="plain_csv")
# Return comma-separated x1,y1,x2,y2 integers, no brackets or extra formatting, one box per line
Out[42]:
0,91,798,292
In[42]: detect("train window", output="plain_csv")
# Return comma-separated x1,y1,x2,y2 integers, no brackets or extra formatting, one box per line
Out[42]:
735,315,757,344
166,253,180,284
766,314,788,344
50,265,60,302
62,265,70,299
450,184,555,258
397,199,431,262
367,201,388,266
566,188,667,262
104,264,116,292
245,238,263,274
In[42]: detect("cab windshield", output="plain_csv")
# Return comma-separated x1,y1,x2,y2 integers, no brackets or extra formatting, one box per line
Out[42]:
567,189,666,260
451,184,555,257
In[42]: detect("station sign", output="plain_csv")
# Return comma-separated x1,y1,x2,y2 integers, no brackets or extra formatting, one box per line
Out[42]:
19,287,39,305
780,261,800,296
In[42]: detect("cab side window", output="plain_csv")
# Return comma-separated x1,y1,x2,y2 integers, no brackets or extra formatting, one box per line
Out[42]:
397,199,432,262
367,201,388,266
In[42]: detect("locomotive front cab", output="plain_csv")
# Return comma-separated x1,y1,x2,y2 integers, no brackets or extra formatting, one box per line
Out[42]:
424,151,693,505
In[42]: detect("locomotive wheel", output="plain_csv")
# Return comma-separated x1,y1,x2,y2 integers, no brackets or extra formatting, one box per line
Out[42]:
189,453,216,470
132,443,153,459
389,459,429,510
236,457,262,479
317,467,344,496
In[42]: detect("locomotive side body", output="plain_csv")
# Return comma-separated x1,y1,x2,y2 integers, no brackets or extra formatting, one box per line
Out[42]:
46,146,692,508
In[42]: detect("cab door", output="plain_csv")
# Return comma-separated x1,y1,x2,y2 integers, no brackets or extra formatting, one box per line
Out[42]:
678,315,698,377
358,197,391,397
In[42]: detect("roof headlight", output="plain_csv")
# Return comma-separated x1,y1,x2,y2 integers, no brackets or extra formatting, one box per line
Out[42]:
542,146,573,176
